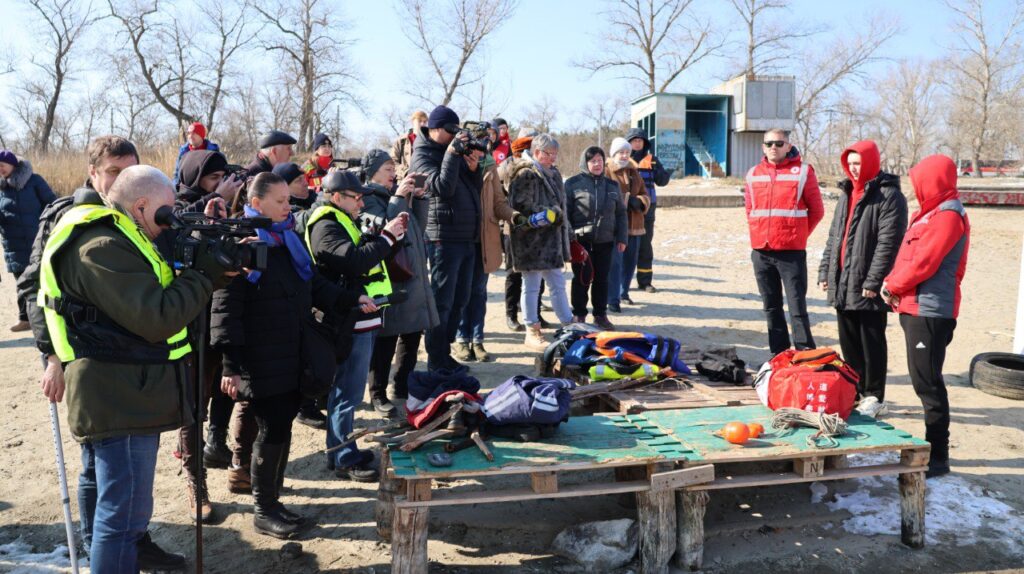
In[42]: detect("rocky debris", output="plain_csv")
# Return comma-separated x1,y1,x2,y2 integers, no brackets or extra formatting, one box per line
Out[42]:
550,518,638,570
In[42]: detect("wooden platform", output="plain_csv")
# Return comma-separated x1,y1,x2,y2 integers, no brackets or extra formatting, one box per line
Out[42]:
600,375,762,413
379,405,930,574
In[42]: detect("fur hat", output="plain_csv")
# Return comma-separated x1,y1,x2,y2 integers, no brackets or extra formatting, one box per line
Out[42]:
511,137,533,155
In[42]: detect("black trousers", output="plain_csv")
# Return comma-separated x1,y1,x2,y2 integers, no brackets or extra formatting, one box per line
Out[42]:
12,269,27,321
900,314,957,463
751,249,815,353
251,391,302,446
837,309,888,401
636,203,656,288
369,331,421,401
571,241,614,317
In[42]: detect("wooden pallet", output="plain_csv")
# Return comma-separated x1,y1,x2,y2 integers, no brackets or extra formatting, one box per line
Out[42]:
378,413,709,574
631,405,931,571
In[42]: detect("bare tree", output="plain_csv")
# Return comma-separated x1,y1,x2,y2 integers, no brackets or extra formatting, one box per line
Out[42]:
874,60,941,173
578,95,628,148
944,0,1024,175
578,0,724,93
253,0,361,149
520,95,558,134
728,0,823,76
108,0,199,126
195,0,255,134
22,0,99,152
398,0,517,106
793,17,899,161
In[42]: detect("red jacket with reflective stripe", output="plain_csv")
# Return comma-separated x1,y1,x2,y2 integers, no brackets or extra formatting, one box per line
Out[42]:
744,155,825,251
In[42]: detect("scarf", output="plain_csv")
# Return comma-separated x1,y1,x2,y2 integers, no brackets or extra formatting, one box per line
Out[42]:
242,205,314,284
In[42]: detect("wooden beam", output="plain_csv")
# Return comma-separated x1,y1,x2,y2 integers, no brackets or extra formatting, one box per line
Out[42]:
391,478,432,574
530,472,558,494
650,465,715,492
675,490,709,572
687,463,926,491
899,471,926,548
376,449,404,541
901,447,930,468
395,480,652,508
637,487,677,574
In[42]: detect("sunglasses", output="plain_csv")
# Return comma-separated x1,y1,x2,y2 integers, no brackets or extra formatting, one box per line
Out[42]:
763,140,787,148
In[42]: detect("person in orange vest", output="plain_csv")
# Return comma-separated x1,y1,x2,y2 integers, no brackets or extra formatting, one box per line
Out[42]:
744,128,825,354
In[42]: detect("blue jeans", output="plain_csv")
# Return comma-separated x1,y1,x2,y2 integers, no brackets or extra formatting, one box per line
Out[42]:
620,235,641,300
608,248,623,307
425,241,476,369
521,268,573,325
90,434,160,573
79,443,98,551
327,330,376,468
455,248,488,343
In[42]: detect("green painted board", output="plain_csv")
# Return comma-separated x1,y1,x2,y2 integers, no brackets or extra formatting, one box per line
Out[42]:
389,414,697,479
641,405,929,462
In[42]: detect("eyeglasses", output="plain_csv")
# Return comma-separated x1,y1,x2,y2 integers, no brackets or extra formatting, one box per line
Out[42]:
340,192,363,201
763,140,787,148
537,149,559,157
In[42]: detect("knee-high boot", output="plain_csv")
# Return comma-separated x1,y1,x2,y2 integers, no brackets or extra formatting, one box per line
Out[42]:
275,435,305,525
251,442,299,539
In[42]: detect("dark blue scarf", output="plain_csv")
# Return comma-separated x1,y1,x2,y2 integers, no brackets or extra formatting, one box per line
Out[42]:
243,205,314,284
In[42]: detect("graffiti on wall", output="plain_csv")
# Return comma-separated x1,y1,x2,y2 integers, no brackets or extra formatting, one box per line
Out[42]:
656,129,686,173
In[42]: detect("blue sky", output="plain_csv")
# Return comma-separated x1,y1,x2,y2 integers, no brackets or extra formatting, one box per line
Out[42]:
0,0,1008,143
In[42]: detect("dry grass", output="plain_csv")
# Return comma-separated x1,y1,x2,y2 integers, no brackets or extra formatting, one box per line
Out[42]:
31,147,181,196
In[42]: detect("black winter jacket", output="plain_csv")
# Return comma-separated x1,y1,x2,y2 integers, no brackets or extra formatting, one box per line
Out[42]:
408,127,482,242
818,172,908,312
210,245,356,400
564,153,626,245
0,160,56,273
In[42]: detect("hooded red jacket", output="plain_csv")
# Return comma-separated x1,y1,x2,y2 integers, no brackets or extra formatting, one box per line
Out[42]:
884,155,970,318
839,140,881,266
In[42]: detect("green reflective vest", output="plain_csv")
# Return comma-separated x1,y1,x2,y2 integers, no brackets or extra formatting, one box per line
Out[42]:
38,205,192,363
304,204,393,301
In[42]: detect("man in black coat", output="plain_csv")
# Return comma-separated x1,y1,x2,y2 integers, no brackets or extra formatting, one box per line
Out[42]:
818,140,907,418
408,105,484,372
245,130,296,176
625,128,671,293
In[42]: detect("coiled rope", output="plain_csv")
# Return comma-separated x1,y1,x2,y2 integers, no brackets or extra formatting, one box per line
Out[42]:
770,408,848,449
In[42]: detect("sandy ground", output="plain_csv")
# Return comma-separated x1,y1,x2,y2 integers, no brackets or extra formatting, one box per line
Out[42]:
1,197,1023,573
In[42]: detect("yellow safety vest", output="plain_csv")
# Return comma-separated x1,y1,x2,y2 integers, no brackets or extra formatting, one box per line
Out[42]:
304,204,393,301
38,205,192,363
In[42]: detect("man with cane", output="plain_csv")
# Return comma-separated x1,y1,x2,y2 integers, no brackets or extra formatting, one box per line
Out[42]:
37,166,234,571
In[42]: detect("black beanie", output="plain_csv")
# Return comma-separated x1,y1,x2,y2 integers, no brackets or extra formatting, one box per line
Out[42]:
272,162,304,185
361,148,394,182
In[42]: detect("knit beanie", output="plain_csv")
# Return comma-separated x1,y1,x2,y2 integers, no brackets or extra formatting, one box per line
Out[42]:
312,132,332,150
427,105,460,129
492,117,508,128
0,150,17,167
187,122,207,138
517,127,538,139
609,137,631,158
511,137,533,155
272,162,305,185
361,148,394,182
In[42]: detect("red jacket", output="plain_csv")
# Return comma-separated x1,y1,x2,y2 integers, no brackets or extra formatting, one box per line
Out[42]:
839,140,881,266
744,153,824,251
885,155,970,318
491,134,511,164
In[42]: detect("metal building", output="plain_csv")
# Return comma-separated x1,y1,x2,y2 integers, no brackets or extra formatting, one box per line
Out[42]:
628,74,796,178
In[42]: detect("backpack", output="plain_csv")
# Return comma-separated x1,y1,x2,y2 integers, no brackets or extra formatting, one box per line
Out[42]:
753,348,859,419
588,331,691,375
695,348,747,385
16,188,101,354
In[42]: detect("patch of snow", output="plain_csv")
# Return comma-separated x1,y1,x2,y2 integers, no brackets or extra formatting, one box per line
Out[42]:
825,455,1024,554
0,538,85,573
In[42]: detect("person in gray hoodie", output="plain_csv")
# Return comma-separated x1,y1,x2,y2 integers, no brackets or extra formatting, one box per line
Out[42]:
564,146,626,329
360,149,439,415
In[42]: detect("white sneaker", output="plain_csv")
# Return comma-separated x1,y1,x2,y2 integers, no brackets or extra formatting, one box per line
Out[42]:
856,396,888,419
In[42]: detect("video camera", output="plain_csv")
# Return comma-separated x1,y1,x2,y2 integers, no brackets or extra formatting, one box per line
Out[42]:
154,206,269,273
443,122,490,156
331,157,362,169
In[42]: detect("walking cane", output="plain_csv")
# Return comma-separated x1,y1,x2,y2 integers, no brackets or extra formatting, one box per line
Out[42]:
193,309,207,574
48,401,80,574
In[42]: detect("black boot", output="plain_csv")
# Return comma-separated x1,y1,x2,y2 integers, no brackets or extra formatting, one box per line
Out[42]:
251,443,300,539
137,532,186,571
203,426,232,469
275,436,305,525
506,313,525,332
295,399,327,430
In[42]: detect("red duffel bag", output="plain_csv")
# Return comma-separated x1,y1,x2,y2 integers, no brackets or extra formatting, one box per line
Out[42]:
762,348,859,420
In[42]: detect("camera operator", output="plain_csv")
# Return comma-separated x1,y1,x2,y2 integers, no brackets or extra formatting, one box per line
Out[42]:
305,170,407,481
175,149,245,215
29,136,189,570
37,165,235,571
408,105,483,372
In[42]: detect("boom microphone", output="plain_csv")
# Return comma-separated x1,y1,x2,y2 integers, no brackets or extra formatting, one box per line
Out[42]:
154,205,186,230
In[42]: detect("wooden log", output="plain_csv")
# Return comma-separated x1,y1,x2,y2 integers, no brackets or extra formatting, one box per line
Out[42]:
825,454,849,470
400,429,457,452
674,490,709,572
376,449,404,541
901,447,930,468
470,431,494,461
399,403,463,445
346,419,411,442
637,463,677,574
391,478,432,574
899,470,926,549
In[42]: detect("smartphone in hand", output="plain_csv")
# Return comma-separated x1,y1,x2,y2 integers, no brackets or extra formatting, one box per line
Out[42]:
412,174,427,189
